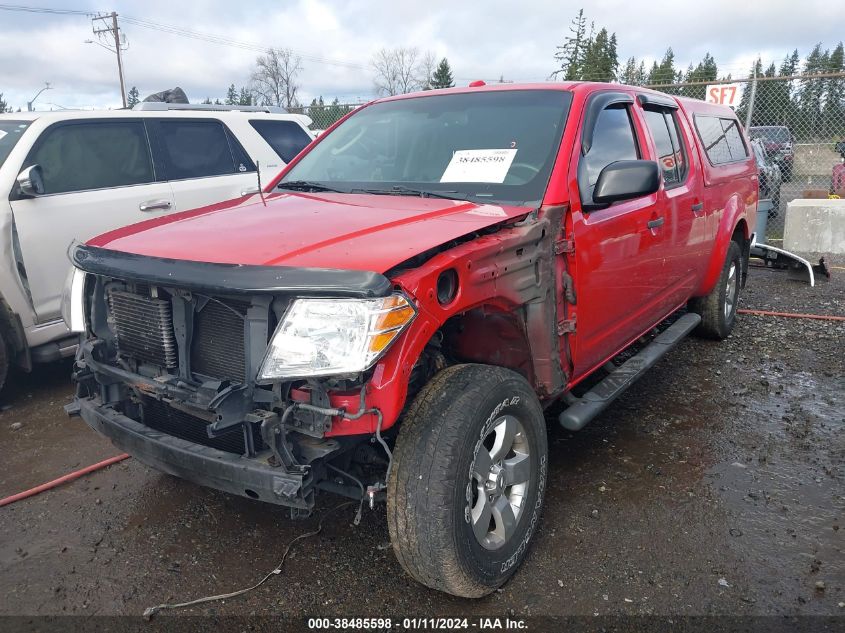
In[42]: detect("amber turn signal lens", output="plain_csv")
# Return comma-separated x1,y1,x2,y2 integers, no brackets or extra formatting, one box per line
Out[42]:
368,295,416,354
375,304,416,331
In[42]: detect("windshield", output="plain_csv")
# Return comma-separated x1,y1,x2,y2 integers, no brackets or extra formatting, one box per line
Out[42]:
280,90,573,206
750,127,791,144
0,120,31,169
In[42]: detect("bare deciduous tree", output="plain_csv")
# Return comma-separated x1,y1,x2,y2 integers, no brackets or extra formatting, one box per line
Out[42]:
251,48,303,109
418,51,437,90
371,47,436,96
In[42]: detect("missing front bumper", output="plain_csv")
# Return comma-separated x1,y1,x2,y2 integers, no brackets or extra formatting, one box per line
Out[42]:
74,396,314,511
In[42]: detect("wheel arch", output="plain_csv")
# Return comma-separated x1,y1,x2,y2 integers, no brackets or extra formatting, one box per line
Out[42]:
694,194,753,297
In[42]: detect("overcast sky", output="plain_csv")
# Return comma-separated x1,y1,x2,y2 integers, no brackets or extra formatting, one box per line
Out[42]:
1,0,843,111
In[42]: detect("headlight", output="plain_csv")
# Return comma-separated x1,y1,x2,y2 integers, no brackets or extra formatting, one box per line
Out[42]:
257,294,416,381
61,267,88,333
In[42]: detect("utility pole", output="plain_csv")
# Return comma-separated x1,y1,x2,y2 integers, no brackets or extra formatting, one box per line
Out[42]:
91,12,127,108
745,66,757,130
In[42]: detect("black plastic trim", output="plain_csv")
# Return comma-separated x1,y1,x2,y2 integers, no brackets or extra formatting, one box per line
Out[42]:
558,312,701,432
636,93,679,109
71,244,392,298
581,91,635,155
76,396,313,509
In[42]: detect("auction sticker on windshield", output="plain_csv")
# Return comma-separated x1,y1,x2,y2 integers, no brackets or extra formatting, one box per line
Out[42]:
440,149,517,183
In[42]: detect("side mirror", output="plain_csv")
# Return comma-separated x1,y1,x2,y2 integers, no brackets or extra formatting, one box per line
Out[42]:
593,160,660,204
17,165,45,197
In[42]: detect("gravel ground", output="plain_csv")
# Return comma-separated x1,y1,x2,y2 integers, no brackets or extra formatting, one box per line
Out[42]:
0,256,842,624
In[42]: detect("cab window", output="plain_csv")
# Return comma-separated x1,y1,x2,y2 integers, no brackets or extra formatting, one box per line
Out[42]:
580,105,640,202
695,115,748,165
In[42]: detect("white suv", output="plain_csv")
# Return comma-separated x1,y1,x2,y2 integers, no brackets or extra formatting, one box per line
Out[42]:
0,104,314,390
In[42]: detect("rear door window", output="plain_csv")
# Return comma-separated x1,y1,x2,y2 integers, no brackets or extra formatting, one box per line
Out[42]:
643,108,688,187
695,115,748,165
156,119,253,180
249,119,312,163
27,121,154,194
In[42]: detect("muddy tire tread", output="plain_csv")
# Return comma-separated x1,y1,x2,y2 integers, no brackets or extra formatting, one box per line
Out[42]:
689,239,742,340
387,364,534,598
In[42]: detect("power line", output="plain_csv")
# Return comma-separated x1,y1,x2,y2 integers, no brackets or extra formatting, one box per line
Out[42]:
0,4,369,71
119,15,368,70
0,3,91,15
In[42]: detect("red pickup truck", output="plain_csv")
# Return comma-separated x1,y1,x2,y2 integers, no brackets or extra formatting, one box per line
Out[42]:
64,82,757,598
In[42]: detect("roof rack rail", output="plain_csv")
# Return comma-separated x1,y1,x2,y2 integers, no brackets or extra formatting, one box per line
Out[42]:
132,103,288,114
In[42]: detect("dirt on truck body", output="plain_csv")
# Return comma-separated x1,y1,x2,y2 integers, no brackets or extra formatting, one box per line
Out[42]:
64,81,757,597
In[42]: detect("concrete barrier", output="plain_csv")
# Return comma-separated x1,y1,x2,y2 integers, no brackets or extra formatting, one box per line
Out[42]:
783,199,845,254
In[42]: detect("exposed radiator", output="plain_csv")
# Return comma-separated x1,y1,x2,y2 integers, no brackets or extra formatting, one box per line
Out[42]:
107,289,177,368
190,298,249,383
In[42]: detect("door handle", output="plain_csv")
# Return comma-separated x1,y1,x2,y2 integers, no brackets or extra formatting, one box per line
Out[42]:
139,199,173,212
691,202,704,214
647,217,665,229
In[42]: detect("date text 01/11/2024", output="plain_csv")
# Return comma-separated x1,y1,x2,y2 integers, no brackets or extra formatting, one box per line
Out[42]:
306,617,527,630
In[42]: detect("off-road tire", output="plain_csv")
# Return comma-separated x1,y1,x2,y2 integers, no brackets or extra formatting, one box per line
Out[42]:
387,364,548,598
689,239,743,340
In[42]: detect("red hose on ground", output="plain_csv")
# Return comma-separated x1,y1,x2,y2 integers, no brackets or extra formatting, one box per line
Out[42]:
738,309,845,322
0,453,130,507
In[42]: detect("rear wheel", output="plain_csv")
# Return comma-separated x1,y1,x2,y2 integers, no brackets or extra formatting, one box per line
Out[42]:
387,364,547,598
689,240,743,340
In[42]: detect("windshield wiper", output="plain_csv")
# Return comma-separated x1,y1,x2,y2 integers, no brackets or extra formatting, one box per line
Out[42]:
277,180,347,193
355,185,468,201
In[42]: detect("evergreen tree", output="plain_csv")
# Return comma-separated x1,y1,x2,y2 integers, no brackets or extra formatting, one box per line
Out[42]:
430,58,455,89
823,42,845,138
580,28,617,81
799,44,830,138
773,50,801,129
126,86,140,108
324,98,352,127
681,52,718,99
0,92,9,113
619,57,644,85
551,9,587,80
238,87,253,106
648,48,678,92
225,84,238,105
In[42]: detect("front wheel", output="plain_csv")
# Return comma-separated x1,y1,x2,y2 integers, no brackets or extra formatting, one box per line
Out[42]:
387,364,548,598
689,239,743,339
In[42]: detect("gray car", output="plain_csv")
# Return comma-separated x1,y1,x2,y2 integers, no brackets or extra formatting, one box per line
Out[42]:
751,138,782,216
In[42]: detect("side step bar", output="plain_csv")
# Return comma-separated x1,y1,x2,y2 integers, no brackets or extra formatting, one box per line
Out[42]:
558,312,702,432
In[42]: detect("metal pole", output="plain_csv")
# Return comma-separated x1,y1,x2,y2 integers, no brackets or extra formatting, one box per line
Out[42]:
745,67,757,129
111,12,127,108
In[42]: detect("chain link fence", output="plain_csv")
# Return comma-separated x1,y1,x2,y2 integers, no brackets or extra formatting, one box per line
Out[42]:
647,73,845,237
290,102,361,131
295,74,845,239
